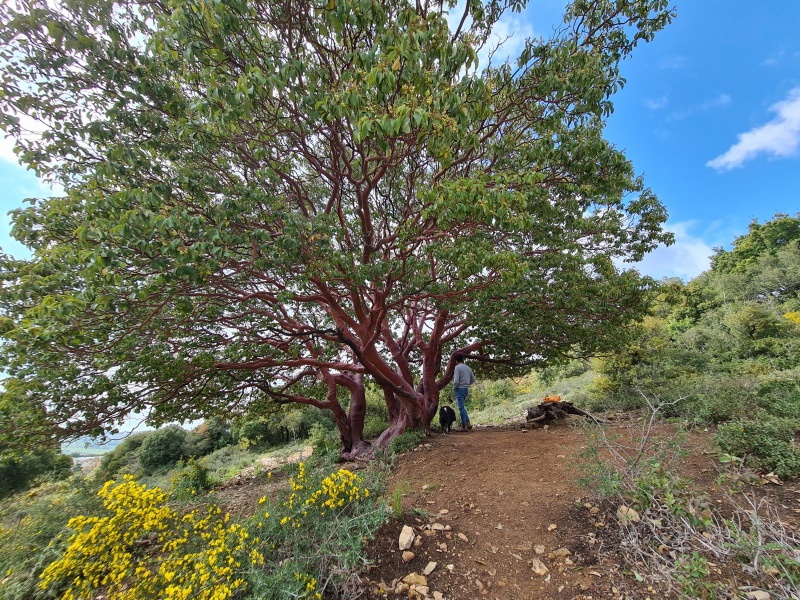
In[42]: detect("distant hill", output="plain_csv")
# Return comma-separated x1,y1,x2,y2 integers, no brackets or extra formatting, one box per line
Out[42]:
62,436,125,456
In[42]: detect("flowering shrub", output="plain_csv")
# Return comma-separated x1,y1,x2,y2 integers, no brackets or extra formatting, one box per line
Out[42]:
40,475,262,600
248,462,385,599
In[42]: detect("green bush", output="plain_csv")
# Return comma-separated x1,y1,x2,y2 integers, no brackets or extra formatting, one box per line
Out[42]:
715,417,800,478
94,432,151,481
0,477,104,599
469,379,517,410
389,428,424,455
308,422,340,463
246,461,386,599
0,449,72,499
180,418,233,459
362,413,388,439
232,407,331,449
138,426,187,474
171,458,217,500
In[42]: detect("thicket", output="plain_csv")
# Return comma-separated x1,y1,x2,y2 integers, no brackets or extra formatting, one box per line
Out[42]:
0,447,72,499
589,214,800,476
1,447,388,599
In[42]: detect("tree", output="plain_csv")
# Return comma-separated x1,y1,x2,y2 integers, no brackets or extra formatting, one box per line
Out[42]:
711,213,800,274
0,0,674,458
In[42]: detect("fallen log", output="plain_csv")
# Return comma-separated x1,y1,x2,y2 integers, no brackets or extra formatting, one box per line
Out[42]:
525,401,609,425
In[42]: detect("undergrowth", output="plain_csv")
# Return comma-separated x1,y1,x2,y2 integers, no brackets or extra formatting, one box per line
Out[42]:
572,390,800,599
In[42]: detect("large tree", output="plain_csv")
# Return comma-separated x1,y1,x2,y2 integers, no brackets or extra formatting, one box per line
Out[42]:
0,0,673,458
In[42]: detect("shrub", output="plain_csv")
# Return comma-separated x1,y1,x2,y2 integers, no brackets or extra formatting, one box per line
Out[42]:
389,429,424,455
305,422,340,465
94,432,151,481
171,458,217,501
0,449,72,499
247,461,385,599
362,413,388,439
40,476,260,600
0,477,104,600
715,417,800,478
138,426,187,474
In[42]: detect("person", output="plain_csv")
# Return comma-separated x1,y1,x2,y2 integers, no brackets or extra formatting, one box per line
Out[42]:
453,354,475,430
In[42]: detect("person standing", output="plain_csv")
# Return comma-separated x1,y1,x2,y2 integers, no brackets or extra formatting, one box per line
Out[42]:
453,354,475,430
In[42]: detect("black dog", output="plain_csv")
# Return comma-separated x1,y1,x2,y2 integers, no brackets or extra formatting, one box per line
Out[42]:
439,405,456,434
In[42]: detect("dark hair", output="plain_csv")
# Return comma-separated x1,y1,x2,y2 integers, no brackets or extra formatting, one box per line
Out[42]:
454,354,465,363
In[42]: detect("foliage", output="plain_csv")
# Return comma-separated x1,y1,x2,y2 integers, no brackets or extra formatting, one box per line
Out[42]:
0,448,72,499
171,458,218,501
0,0,673,457
138,426,188,474
674,552,716,599
232,407,329,449
40,476,259,600
715,417,800,478
711,214,800,274
388,429,425,455
0,477,104,600
182,418,234,458
247,461,386,599
95,432,151,481
307,422,342,464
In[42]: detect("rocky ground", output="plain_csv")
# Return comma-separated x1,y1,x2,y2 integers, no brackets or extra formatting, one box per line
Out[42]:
361,419,800,600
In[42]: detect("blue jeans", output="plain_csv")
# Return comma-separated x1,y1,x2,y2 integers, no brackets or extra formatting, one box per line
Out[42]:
454,387,470,426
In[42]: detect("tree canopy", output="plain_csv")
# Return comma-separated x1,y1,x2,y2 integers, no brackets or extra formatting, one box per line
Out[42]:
0,0,674,457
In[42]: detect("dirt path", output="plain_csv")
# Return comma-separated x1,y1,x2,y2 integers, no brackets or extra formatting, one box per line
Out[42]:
365,422,636,600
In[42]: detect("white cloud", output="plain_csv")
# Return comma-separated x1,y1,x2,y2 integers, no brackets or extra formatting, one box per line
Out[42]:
445,0,536,71
707,87,800,171
658,55,687,70
667,93,731,121
645,96,668,110
632,221,714,281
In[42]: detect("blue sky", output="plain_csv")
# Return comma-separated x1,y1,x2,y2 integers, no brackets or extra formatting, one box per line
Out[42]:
1,0,799,282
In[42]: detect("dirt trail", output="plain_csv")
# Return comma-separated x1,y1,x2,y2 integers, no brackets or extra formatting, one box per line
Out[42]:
365,422,634,599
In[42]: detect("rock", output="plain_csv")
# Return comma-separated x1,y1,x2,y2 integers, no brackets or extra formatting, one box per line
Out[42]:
423,561,437,576
431,522,445,531
410,584,429,597
433,592,444,600
402,550,416,563
748,592,771,600
457,532,469,543
403,573,428,586
438,542,448,552
413,537,422,548
548,547,572,560
617,505,641,524
589,506,601,515
446,564,455,572
534,544,546,555
547,523,558,531
439,509,449,514
531,558,549,576
399,525,415,550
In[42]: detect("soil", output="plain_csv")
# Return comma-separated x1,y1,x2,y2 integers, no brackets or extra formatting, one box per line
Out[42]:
361,418,800,600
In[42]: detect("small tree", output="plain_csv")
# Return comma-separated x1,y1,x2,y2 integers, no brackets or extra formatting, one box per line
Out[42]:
138,426,187,474
0,0,674,458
